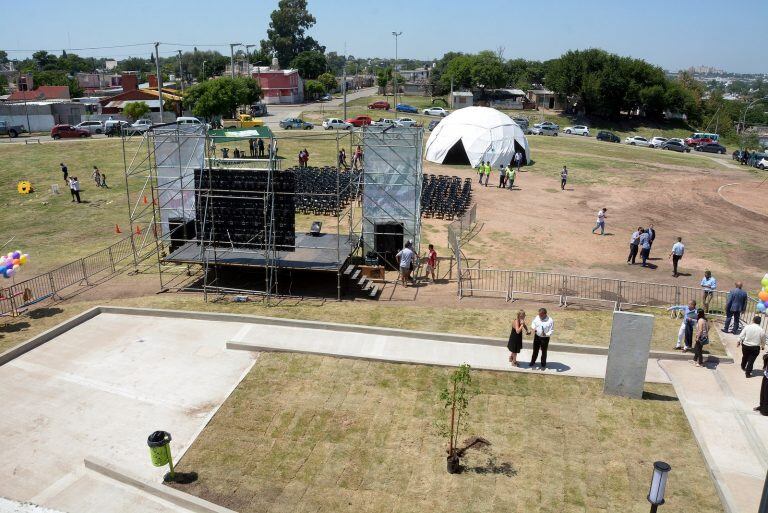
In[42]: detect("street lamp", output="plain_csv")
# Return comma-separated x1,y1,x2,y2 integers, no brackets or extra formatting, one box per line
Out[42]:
647,461,671,512
740,96,768,152
229,43,242,78
201,60,208,81
392,31,402,108
245,45,256,76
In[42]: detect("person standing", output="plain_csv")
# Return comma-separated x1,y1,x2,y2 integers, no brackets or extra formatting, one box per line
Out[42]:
508,310,531,367
560,165,568,191
396,242,416,287
353,145,363,170
248,139,255,157
514,151,523,172
100,171,108,188
60,163,68,183
692,309,709,367
69,177,81,203
483,161,491,186
669,237,685,277
754,354,768,415
668,300,698,351
476,162,484,184
639,228,651,267
507,165,516,189
737,316,766,377
529,308,554,369
723,282,748,334
591,208,607,235
700,270,717,313
498,164,507,188
647,223,656,249
627,227,641,264
423,244,437,283
257,138,265,157
92,166,101,186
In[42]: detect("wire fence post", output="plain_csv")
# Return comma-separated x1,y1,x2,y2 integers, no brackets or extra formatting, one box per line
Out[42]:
80,258,90,286
616,281,622,311
674,285,680,306
108,246,116,273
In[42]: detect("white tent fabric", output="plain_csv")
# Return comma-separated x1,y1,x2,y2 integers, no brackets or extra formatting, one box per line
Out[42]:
424,106,530,168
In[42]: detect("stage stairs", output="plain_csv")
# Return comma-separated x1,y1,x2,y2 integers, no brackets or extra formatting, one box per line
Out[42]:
343,263,381,299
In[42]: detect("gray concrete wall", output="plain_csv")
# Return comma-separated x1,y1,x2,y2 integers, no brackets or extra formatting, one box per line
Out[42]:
604,311,655,399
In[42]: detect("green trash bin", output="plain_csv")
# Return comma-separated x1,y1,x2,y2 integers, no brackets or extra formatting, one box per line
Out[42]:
147,431,172,467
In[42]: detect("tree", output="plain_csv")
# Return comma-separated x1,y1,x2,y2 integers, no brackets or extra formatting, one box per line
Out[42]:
376,68,391,95
0,50,9,65
183,77,262,119
123,101,150,121
0,75,7,96
318,72,337,92
290,50,327,79
470,51,508,90
31,70,84,98
304,79,325,100
260,0,325,68
437,364,483,474
439,55,473,92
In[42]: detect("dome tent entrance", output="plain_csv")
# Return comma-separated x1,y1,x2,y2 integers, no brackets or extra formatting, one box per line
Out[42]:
424,106,530,168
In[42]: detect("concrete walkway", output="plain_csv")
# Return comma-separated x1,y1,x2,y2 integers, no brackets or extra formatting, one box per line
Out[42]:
659,328,768,513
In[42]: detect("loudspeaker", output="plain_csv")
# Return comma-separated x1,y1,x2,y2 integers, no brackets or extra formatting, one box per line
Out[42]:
374,222,404,270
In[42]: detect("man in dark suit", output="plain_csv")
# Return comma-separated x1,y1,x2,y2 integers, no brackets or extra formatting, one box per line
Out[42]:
647,224,656,248
723,282,748,334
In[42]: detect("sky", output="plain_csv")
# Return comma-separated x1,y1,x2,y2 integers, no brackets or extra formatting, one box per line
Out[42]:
1,0,766,73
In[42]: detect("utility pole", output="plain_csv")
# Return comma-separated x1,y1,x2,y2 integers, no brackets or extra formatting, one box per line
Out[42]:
229,43,242,79
450,76,454,109
19,71,31,133
246,45,256,77
177,50,184,95
201,60,207,81
342,42,347,120
154,42,163,120
392,32,402,109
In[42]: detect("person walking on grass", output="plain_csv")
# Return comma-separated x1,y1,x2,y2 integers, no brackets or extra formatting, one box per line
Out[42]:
723,282,748,334
60,162,68,183
507,165,516,189
508,310,531,367
560,165,568,190
423,244,437,283
700,270,717,313
92,166,101,187
530,308,554,369
639,228,652,267
627,227,642,264
668,300,697,351
738,316,765,378
591,208,607,235
69,177,81,203
669,237,685,277
100,171,108,188
691,308,710,367
396,241,416,288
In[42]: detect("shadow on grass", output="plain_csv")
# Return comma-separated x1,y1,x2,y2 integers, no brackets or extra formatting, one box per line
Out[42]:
642,391,678,402
465,457,518,477
28,307,64,319
0,320,31,333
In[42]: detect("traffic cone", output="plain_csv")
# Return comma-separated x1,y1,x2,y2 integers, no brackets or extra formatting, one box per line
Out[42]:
135,225,142,235
115,224,122,234
143,195,148,204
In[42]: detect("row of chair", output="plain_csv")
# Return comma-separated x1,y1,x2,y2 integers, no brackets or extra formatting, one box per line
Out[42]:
421,175,472,219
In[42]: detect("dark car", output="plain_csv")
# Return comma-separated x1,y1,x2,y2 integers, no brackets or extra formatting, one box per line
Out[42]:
51,124,90,139
694,142,726,154
661,140,691,153
596,130,620,143
428,119,440,131
104,121,131,137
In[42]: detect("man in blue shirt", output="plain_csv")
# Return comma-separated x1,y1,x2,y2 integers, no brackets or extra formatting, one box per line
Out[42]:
639,229,652,267
669,237,685,277
668,300,698,351
700,270,717,313
723,282,748,334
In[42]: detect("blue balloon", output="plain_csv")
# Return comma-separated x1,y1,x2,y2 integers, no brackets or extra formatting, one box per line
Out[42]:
758,303,767,313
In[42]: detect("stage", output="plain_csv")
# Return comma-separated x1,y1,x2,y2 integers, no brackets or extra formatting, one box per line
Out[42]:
165,232,359,271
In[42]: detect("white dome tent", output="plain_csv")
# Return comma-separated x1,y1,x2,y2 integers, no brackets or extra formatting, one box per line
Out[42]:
424,106,530,168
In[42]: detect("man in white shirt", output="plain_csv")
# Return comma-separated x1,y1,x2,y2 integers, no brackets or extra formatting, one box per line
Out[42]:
591,208,607,235
529,308,554,369
669,237,685,277
396,242,416,287
627,227,642,264
738,315,766,378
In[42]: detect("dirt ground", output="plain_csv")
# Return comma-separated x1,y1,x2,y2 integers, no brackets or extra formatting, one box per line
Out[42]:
719,181,768,217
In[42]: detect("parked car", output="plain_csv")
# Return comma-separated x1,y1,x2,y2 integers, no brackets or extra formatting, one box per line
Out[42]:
732,149,746,161
346,115,373,127
176,116,204,126
423,106,448,117
395,104,418,113
531,125,558,136
512,117,529,130
694,142,726,154
370,118,398,127
104,120,130,137
125,118,152,135
368,100,390,110
685,132,719,147
756,157,768,170
279,118,313,130
534,121,560,130
427,119,441,131
667,138,685,146
395,117,418,127
648,137,668,148
319,94,333,102
223,113,264,128
0,120,26,138
661,140,691,153
322,118,352,130
74,120,104,134
51,124,91,139
596,130,620,143
563,125,590,136
624,136,650,147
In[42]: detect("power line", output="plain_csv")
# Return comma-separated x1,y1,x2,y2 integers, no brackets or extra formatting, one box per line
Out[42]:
3,43,154,53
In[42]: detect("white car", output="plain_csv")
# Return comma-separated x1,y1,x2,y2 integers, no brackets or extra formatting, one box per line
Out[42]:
395,117,417,127
534,121,560,130
370,118,398,127
322,118,352,130
531,125,558,136
74,120,104,134
648,136,668,148
126,118,152,135
176,116,204,125
423,107,448,117
625,136,650,147
757,157,768,170
564,125,590,136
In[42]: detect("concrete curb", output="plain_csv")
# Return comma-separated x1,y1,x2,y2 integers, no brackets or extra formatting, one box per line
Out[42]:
84,457,236,513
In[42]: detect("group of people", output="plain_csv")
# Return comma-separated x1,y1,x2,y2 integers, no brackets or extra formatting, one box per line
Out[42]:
507,308,555,369
218,139,273,160
626,224,657,266
247,138,266,158
335,146,364,171
91,166,108,188
297,148,310,168
475,151,525,188
394,242,438,287
59,162,109,204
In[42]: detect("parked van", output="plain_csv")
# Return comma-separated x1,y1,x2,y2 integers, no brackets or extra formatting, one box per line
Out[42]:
685,132,719,147
176,116,204,125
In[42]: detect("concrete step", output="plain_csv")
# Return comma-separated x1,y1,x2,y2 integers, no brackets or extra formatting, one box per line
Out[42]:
343,264,356,276
357,275,368,286
350,270,361,281
368,284,379,298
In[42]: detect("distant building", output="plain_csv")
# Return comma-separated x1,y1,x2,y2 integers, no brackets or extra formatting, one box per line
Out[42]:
399,68,430,82
99,72,182,121
7,86,71,102
104,59,118,71
252,67,304,104
0,101,86,132
478,89,533,110
526,88,564,110
451,91,473,109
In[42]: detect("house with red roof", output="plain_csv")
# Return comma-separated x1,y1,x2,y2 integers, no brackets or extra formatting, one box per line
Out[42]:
7,86,71,102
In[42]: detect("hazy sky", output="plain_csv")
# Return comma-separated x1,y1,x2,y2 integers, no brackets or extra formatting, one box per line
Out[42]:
1,0,765,73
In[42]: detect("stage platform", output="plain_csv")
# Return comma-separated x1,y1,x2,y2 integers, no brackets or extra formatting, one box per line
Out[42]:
165,232,359,271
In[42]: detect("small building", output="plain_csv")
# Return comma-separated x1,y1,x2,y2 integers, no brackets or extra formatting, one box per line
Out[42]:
7,86,71,102
399,68,430,82
526,88,564,110
481,89,533,110
99,73,182,122
252,68,304,105
450,91,473,109
0,101,86,132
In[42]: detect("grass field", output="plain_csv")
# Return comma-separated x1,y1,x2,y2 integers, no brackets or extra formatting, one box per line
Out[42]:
168,352,723,513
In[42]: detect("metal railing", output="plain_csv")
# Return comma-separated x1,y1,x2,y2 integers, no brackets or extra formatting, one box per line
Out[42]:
460,266,766,327
447,203,477,242
0,235,139,317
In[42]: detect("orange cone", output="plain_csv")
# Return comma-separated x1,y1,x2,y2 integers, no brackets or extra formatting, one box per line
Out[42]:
115,224,122,234
143,195,148,204
135,225,142,235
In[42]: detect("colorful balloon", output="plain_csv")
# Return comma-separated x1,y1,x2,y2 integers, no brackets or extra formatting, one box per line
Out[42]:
758,303,767,313
759,291,768,302
11,251,20,259
19,254,27,265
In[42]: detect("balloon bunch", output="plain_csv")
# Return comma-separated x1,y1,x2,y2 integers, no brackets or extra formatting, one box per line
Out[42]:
0,250,29,279
758,274,768,314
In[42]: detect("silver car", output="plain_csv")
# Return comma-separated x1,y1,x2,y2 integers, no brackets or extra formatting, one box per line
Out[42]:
531,125,558,136
74,120,104,134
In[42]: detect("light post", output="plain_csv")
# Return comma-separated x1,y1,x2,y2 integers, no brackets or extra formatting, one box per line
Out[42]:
177,50,184,94
647,461,671,513
201,60,208,81
392,31,402,108
739,96,768,152
154,42,163,119
245,44,256,76
229,43,242,78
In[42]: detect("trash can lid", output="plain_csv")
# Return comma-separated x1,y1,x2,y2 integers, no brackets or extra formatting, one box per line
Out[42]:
147,430,171,447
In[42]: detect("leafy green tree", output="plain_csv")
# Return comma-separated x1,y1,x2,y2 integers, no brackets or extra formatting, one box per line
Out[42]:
470,51,508,90
31,70,84,98
639,84,667,119
440,55,474,92
183,77,262,119
318,72,337,92
0,50,9,65
32,50,57,70
290,50,327,79
304,79,325,100
123,101,150,121
0,75,7,96
260,0,325,68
